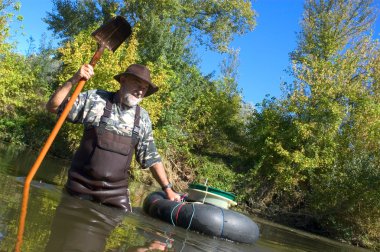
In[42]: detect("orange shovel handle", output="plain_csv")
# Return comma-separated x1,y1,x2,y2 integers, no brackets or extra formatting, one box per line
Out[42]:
15,44,105,252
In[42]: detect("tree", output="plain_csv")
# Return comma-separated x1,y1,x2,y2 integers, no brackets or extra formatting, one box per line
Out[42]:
240,0,380,248
45,0,256,53
291,0,376,62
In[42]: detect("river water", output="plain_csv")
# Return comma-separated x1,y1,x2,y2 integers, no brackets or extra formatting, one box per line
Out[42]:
0,141,370,251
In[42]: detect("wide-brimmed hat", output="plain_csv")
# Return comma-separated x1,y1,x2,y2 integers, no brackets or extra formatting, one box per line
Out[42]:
114,64,159,97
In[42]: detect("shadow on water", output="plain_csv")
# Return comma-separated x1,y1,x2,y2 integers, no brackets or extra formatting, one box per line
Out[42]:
0,141,371,251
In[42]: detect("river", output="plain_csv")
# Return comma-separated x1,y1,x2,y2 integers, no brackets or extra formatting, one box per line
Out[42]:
0,141,370,251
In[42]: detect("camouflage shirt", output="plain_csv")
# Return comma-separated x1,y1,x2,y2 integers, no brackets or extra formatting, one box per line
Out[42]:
58,89,161,169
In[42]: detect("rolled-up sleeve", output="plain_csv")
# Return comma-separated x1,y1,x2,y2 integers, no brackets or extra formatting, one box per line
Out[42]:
57,92,89,124
135,112,161,169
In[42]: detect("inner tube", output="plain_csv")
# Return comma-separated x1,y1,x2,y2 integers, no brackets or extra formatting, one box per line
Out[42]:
143,191,260,244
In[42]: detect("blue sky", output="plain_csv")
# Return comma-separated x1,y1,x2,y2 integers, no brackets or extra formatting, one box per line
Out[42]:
8,0,380,105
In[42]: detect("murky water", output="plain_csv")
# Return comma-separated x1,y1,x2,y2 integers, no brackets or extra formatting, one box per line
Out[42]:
0,141,370,251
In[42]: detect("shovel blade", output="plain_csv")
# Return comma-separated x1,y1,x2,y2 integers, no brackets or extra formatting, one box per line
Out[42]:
92,16,132,52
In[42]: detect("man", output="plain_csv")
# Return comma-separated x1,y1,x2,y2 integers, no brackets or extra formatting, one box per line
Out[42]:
46,63,180,211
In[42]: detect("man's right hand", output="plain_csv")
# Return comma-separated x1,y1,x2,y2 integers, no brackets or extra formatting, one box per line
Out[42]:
73,64,94,82
46,64,95,113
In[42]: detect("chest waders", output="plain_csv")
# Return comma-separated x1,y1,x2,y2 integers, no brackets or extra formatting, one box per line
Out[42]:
66,93,140,211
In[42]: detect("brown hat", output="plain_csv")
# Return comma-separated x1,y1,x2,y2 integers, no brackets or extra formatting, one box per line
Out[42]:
114,64,159,97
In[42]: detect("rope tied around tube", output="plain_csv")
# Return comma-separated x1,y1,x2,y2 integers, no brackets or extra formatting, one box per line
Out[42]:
170,202,196,230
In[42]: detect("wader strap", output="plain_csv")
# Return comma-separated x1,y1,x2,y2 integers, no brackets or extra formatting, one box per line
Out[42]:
132,106,141,145
99,94,114,128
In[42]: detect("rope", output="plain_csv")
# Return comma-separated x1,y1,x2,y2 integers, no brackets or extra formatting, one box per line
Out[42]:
180,193,188,201
179,238,187,252
165,237,174,249
202,179,209,204
175,204,186,223
151,198,161,205
170,202,196,230
170,203,182,226
186,203,195,230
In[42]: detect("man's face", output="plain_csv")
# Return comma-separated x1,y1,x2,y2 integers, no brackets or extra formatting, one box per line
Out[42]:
119,75,149,107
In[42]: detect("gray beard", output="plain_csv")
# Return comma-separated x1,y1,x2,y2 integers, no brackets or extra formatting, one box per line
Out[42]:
123,93,142,107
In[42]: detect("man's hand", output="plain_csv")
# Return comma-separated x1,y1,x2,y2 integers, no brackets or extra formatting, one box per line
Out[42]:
74,64,94,82
149,162,182,202
164,188,181,202
46,64,95,113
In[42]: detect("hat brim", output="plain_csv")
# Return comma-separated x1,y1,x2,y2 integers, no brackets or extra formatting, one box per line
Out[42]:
114,72,159,97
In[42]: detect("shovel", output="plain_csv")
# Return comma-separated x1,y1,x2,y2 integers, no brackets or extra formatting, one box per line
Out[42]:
16,16,132,252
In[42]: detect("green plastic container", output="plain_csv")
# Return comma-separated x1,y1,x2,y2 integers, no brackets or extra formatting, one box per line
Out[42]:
187,183,237,209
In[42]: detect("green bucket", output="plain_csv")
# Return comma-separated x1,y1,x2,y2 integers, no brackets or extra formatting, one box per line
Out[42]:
188,183,236,201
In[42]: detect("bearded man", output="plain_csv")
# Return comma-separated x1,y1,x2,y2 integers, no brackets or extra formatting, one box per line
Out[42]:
46,64,180,211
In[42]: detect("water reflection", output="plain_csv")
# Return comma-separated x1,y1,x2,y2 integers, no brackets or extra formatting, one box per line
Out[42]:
45,192,168,252
44,191,249,252
46,192,121,251
0,141,69,186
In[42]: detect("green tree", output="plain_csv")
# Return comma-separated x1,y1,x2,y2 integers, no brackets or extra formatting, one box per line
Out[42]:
45,0,255,53
0,1,61,147
240,0,380,249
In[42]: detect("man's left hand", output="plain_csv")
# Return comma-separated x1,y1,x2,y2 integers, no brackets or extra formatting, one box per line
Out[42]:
165,188,181,202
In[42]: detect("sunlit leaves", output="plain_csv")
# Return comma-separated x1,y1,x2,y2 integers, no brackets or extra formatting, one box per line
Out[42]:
240,0,380,247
